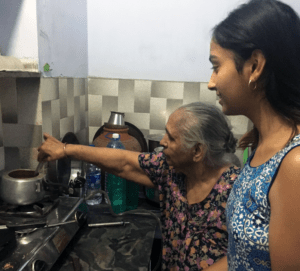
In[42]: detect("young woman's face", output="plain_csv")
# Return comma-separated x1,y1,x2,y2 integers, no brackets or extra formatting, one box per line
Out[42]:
208,41,252,116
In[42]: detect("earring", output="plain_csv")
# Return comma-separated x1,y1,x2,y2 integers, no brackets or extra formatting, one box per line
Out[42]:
248,79,257,90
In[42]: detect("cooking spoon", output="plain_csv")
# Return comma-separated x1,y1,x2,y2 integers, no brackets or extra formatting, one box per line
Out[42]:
34,161,44,176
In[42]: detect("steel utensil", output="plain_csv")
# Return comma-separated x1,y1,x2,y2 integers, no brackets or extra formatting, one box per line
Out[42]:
107,111,125,125
88,221,130,227
0,211,87,231
34,162,44,176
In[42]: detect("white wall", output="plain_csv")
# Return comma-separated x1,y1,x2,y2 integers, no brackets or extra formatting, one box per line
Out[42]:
36,0,88,77
2,0,300,80
87,0,244,82
0,0,38,60
87,0,300,82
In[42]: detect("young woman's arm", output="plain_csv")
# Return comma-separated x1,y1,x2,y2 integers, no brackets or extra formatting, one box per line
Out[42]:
38,133,155,188
269,146,300,270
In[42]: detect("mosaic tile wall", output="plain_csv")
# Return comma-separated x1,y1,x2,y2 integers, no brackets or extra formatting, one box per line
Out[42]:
0,77,42,172
0,77,88,172
0,76,251,172
88,77,251,165
40,77,88,145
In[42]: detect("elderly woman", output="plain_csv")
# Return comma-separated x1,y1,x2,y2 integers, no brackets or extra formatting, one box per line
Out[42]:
38,102,240,270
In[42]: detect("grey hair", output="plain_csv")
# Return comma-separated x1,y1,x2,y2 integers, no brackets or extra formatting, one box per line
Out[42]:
176,102,237,167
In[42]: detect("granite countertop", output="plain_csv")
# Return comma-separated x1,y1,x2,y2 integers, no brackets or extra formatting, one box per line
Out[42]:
51,200,160,271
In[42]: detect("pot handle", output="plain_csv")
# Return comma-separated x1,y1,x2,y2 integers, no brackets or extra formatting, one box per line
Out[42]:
36,181,41,193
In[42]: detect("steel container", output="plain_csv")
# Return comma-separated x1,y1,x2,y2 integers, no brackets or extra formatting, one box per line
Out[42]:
0,169,46,205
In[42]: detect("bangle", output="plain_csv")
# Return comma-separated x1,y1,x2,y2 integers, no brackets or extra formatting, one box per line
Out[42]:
63,143,68,158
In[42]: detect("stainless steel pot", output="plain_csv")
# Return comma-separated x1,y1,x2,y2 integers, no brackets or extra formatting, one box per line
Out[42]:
0,169,46,205
0,169,68,205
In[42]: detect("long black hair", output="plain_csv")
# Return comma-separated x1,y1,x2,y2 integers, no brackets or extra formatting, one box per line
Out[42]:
212,0,300,149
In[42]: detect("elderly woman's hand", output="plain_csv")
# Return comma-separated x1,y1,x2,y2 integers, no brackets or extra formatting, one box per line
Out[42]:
37,133,66,162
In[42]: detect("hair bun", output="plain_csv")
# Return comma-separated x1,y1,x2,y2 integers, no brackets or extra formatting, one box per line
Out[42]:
224,132,237,153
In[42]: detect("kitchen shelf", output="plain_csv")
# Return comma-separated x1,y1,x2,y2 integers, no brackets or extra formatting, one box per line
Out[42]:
0,71,40,78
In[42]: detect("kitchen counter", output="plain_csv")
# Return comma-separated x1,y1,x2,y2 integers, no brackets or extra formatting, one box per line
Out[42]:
51,200,160,271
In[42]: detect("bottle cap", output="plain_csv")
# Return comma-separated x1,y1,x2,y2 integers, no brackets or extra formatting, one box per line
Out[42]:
112,133,120,139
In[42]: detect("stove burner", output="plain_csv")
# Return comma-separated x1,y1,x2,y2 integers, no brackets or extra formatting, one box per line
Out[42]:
15,227,38,236
0,196,86,271
0,198,60,218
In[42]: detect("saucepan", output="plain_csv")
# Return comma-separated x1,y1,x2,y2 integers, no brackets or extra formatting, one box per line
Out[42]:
0,169,68,205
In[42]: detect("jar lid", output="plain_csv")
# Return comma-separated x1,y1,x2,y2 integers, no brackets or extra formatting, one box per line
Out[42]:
112,133,120,139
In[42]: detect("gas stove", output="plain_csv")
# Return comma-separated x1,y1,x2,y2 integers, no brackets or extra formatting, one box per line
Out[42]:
0,197,60,219
0,196,87,271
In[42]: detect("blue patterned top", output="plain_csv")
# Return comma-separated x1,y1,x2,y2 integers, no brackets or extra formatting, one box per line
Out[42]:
226,133,300,271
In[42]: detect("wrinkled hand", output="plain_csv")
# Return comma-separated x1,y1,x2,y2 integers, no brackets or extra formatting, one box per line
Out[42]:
37,133,66,162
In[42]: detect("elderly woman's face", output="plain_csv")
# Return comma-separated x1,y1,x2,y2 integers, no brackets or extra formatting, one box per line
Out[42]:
160,110,194,172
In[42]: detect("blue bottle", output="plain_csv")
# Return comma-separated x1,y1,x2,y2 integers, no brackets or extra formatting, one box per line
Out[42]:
85,144,102,205
105,133,127,213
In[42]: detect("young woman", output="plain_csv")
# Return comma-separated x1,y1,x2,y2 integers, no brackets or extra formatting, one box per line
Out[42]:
208,0,300,270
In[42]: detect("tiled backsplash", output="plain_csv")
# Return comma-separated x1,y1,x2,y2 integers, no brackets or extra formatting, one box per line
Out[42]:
87,77,250,165
88,78,233,140
0,77,42,171
0,76,251,171
0,76,88,172
40,78,88,144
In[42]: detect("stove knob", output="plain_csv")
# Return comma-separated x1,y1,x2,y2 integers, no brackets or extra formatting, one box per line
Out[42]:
32,260,46,271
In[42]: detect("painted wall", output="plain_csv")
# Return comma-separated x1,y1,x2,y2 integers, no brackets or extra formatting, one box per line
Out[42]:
87,0,300,82
36,0,88,78
87,0,242,82
1,0,300,80
0,0,38,60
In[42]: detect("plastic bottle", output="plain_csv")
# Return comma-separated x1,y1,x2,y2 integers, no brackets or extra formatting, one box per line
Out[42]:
105,133,127,213
85,145,102,205
126,179,140,211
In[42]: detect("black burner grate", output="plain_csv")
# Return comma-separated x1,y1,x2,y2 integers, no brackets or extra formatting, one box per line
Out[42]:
0,198,60,218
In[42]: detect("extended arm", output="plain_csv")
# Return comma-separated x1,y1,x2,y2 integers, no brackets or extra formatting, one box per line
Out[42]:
205,256,227,271
38,133,155,188
269,146,300,270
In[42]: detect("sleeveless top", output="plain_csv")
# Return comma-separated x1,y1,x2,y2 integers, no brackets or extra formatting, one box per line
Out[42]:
226,133,300,271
